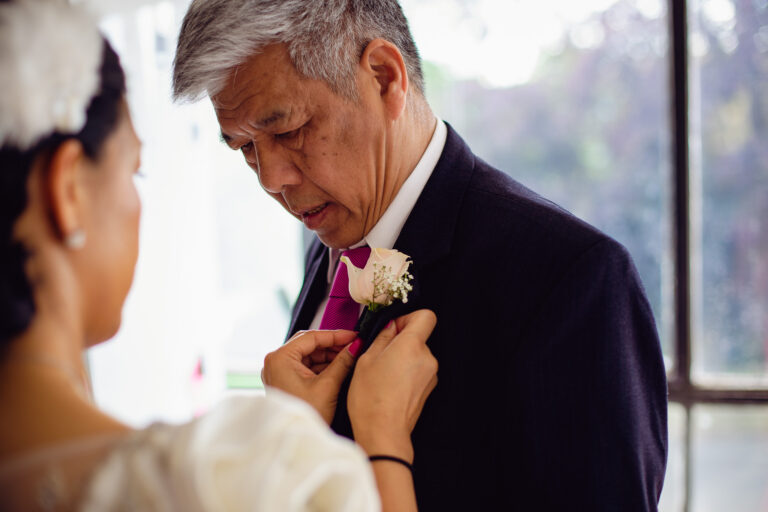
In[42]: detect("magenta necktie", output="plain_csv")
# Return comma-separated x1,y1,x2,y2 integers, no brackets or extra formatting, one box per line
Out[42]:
319,246,371,330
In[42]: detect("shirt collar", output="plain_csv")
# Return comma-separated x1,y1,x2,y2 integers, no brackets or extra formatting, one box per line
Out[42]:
326,118,448,282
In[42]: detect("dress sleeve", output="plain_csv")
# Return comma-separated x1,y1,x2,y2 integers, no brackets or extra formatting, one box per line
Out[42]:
80,390,380,512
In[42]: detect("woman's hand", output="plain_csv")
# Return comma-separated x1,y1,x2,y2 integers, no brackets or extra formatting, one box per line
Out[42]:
348,310,438,463
262,329,359,424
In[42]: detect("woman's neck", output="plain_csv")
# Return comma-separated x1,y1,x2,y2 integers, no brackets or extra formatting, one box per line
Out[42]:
5,313,87,386
0,320,128,458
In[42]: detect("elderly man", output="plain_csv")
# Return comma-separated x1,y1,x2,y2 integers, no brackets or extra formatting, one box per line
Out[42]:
173,1,668,510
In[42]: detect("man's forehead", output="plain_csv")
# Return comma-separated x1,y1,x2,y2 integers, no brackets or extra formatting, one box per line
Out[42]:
210,72,266,111
211,64,292,133
212,44,299,104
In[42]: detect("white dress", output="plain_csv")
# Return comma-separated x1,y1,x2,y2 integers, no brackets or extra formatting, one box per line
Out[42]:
0,391,380,511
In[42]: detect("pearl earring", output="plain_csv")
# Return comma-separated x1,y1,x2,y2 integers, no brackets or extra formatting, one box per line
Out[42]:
65,229,86,250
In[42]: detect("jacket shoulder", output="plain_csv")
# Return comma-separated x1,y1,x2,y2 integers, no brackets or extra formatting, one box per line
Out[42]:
460,157,615,259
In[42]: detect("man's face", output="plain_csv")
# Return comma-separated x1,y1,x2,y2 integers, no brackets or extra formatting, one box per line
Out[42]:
212,44,392,249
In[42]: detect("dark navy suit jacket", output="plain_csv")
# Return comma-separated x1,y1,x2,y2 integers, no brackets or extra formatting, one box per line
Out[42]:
287,124,668,511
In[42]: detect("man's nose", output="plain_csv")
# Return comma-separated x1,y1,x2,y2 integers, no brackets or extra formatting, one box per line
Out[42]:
252,142,302,193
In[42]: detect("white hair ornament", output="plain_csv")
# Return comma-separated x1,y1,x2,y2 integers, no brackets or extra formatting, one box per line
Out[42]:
0,0,102,151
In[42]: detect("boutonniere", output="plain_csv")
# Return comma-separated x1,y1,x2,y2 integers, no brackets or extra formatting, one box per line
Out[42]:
341,249,414,335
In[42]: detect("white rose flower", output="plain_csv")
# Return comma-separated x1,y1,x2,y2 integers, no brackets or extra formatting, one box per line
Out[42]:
340,248,413,312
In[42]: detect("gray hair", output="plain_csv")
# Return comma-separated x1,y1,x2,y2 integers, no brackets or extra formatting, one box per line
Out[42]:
172,0,425,102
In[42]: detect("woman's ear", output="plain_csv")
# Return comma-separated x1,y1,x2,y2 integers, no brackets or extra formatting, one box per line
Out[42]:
360,38,409,120
45,139,88,246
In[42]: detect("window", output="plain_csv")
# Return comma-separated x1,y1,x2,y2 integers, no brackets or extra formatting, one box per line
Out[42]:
88,3,303,425
400,0,767,509
669,0,768,509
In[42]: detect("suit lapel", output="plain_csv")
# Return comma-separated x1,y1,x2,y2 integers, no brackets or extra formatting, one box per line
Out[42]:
356,123,476,346
396,123,474,262
286,238,329,340
330,124,478,438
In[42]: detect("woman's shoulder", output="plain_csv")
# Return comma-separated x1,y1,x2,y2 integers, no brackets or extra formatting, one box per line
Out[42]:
81,391,380,511
0,432,125,511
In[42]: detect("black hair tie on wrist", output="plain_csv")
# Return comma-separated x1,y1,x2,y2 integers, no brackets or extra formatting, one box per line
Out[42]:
368,455,413,473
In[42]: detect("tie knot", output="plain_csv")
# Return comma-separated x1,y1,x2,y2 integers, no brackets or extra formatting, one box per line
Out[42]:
328,246,370,299
341,246,371,268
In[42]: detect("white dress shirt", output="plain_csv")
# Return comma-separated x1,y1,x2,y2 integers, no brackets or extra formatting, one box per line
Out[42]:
308,119,448,329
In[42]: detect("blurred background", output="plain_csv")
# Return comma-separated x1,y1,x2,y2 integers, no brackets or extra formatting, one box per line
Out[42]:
79,0,767,510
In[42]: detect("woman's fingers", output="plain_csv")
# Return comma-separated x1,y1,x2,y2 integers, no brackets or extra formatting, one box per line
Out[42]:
286,329,358,359
393,310,437,345
364,309,437,359
303,344,344,367
317,342,358,388
263,330,354,385
309,363,330,373
263,330,362,425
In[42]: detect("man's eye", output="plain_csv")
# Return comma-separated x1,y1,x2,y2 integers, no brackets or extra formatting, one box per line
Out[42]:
275,128,300,140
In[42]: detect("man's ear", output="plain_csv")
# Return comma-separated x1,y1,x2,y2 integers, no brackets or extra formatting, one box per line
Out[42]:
360,38,408,120
45,139,88,243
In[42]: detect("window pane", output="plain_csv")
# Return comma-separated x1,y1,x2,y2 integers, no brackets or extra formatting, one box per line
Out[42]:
402,0,674,366
691,405,768,511
659,403,686,512
689,0,768,385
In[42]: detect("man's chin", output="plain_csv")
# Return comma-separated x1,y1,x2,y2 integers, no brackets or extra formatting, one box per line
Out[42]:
315,230,361,250
316,234,347,250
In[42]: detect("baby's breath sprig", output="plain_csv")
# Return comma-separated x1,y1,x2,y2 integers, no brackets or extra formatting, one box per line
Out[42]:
367,262,414,312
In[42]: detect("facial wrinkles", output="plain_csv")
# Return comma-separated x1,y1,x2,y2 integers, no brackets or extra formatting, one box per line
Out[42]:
362,125,391,239
215,70,262,114
216,77,288,143
220,105,267,145
275,150,308,214
279,136,334,218
279,99,337,211
227,109,309,212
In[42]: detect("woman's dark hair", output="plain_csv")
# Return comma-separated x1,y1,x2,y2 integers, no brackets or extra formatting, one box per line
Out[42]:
0,38,126,347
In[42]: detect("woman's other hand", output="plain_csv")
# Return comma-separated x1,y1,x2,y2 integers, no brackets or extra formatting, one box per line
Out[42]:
262,329,359,424
348,310,438,463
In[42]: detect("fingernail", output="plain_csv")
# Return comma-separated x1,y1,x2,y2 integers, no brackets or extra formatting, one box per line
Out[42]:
348,338,363,357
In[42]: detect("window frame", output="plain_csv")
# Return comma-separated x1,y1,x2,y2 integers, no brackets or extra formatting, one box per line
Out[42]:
668,0,768,509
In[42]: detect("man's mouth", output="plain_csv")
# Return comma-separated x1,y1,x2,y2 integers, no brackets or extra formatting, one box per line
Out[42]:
301,203,329,218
